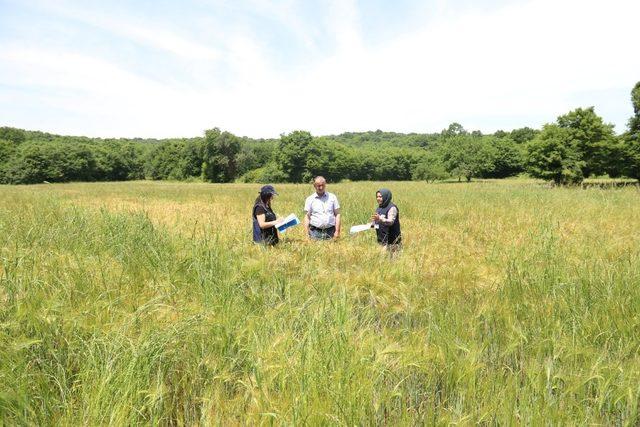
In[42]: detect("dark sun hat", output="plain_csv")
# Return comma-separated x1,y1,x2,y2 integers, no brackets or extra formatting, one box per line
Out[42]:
259,185,278,196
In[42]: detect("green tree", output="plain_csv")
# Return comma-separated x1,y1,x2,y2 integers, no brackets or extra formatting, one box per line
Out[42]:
630,81,640,134
95,142,147,181
201,128,241,183
304,138,353,182
5,142,97,184
275,130,313,182
510,127,538,144
556,107,616,177
621,81,640,180
623,138,640,180
0,127,26,145
179,139,204,178
440,122,467,138
412,153,448,182
238,161,288,183
440,136,492,181
146,141,187,180
481,137,524,178
0,128,26,183
0,139,17,183
525,124,584,185
236,139,276,177
342,148,376,181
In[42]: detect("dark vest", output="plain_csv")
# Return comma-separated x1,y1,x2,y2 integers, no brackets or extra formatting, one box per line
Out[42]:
252,200,279,245
376,203,401,245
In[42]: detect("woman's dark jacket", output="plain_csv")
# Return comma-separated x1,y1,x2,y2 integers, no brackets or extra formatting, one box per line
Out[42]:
252,197,279,245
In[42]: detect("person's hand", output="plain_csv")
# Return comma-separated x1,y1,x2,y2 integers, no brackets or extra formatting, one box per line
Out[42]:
371,213,380,222
334,230,340,239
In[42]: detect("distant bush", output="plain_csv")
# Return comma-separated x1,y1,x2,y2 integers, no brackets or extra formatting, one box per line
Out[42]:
237,162,288,183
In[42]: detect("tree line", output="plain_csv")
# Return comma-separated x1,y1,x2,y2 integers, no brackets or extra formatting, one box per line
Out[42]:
1,82,639,185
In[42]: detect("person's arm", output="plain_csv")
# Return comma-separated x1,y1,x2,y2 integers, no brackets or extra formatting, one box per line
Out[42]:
371,206,397,225
303,197,311,237
380,206,397,225
256,213,278,229
332,196,341,238
303,211,311,237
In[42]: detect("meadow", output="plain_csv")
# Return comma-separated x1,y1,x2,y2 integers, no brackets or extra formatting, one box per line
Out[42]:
1,180,639,425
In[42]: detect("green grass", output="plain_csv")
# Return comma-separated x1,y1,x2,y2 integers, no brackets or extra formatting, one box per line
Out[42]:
1,180,639,424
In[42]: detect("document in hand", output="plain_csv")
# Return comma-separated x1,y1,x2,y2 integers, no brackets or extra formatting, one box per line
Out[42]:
276,213,300,233
349,223,374,234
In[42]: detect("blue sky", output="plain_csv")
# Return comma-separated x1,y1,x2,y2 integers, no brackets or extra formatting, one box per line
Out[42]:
1,0,638,138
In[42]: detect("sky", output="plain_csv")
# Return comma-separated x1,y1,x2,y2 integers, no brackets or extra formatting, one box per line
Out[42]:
0,0,639,139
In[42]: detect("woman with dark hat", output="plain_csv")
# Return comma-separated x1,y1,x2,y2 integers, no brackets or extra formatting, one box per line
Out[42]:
370,188,402,254
252,184,280,245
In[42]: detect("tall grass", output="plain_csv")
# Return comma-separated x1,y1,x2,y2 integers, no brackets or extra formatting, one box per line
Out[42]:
1,180,639,424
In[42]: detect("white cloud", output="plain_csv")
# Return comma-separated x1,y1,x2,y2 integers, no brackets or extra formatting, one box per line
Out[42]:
241,0,320,52
0,46,215,137
17,0,221,61
273,0,640,135
1,0,639,137
325,0,363,54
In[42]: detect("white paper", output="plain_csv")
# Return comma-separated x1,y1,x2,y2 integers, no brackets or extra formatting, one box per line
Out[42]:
349,223,374,234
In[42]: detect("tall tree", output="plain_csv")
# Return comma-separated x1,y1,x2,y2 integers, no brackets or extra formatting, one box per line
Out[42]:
622,81,640,180
556,107,616,177
440,122,467,138
525,124,584,185
630,81,640,134
275,130,313,182
201,128,241,183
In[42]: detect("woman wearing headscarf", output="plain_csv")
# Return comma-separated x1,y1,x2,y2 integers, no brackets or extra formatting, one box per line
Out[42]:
370,188,402,253
252,185,279,246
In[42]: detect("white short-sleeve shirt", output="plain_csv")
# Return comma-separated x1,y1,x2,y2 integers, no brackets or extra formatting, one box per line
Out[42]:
304,191,340,229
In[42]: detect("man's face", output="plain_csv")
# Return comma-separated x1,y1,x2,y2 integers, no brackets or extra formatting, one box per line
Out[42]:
314,180,326,195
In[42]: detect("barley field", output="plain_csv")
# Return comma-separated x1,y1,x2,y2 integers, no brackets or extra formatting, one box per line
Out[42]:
1,180,639,425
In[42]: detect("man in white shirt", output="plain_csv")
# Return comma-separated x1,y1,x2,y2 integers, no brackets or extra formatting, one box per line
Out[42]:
303,176,341,240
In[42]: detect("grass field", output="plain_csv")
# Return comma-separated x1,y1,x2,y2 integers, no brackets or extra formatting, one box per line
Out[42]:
1,180,640,424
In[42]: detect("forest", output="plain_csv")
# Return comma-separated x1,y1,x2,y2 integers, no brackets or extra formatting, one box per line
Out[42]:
1,82,639,186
